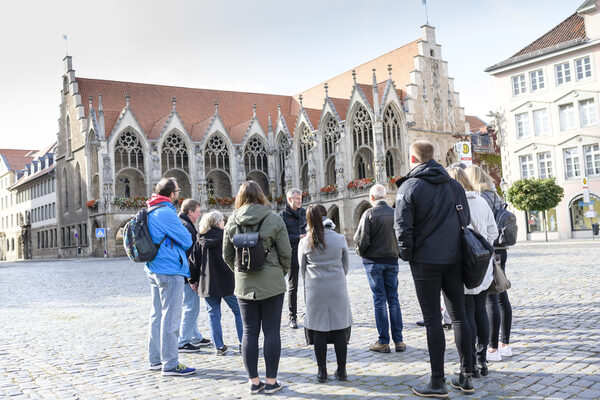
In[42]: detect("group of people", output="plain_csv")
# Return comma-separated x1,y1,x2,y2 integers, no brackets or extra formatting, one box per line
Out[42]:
141,138,513,398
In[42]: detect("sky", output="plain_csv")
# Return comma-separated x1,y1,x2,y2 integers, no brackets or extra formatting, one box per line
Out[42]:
0,0,581,150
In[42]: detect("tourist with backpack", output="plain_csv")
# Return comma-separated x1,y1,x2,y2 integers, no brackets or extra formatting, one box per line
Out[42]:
466,165,514,362
144,177,195,376
178,199,212,353
222,181,292,395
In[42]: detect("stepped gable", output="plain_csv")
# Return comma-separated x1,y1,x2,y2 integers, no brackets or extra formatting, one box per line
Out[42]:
77,78,295,143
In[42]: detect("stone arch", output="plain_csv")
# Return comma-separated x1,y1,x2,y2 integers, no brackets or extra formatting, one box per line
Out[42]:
91,174,100,200
160,130,190,176
114,219,129,257
382,104,406,176
115,168,146,198
114,131,146,197
354,200,372,227
204,133,233,197
91,219,104,257
322,115,340,187
244,135,269,194
164,169,191,199
354,147,374,179
327,205,341,233
349,103,374,179
206,170,232,198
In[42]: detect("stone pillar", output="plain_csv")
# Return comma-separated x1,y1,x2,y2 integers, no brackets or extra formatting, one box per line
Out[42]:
334,140,346,199
373,120,387,184
235,145,246,192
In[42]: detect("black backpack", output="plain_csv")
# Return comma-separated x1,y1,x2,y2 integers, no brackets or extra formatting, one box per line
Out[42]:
481,191,518,247
123,204,167,262
232,214,273,272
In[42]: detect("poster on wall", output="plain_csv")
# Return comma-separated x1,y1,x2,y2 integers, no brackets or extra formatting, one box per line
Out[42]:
454,141,473,166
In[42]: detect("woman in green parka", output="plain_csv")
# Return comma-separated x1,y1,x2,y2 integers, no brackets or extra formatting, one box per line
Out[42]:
223,181,291,395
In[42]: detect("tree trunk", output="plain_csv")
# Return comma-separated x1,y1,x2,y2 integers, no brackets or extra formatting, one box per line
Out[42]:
543,209,548,242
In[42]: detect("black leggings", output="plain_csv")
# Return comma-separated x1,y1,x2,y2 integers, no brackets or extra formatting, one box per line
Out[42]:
465,289,489,366
487,249,512,348
238,293,284,379
313,329,347,368
288,248,299,318
410,262,473,378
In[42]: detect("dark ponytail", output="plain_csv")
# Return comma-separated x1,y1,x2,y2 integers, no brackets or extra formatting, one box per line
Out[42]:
306,204,326,251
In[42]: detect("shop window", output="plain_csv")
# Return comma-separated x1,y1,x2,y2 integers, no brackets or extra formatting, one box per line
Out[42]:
526,209,557,233
570,194,600,231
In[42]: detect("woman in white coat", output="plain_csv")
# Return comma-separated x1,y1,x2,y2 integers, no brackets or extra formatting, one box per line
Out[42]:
299,204,352,383
447,166,498,378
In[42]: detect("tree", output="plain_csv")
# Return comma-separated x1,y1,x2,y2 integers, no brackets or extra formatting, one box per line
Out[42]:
506,178,564,242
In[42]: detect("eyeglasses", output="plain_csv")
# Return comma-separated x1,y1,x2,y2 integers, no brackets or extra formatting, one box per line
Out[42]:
174,189,181,193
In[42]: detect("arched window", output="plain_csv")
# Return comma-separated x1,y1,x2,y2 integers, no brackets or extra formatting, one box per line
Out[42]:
323,116,340,186
65,115,72,157
277,132,290,194
204,134,232,197
75,163,82,208
161,131,189,174
386,150,394,177
114,131,144,173
383,105,402,150
62,168,69,212
244,136,269,194
298,124,313,190
351,105,374,179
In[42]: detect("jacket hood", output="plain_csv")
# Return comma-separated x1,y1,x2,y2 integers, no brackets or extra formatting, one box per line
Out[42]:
233,204,273,226
198,227,223,248
406,159,451,185
147,194,172,207
465,191,477,199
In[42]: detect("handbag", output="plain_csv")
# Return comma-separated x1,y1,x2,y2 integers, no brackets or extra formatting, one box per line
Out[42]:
487,256,511,294
449,182,494,289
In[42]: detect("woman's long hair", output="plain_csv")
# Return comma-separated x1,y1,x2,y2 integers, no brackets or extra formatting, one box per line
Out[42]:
465,165,495,193
306,204,327,251
198,210,224,234
446,166,475,192
234,181,270,209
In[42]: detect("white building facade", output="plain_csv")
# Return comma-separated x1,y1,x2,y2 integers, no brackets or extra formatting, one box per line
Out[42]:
487,0,600,240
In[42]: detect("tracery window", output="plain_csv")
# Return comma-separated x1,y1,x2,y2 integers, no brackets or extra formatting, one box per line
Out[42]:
323,116,340,186
386,150,394,177
114,131,144,173
244,137,268,174
351,105,373,151
277,133,290,194
299,124,313,190
383,105,402,150
161,132,189,174
204,134,230,174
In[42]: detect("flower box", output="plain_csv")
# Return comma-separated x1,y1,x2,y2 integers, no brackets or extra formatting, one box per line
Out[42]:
112,196,147,209
207,196,235,208
347,177,375,191
320,184,338,196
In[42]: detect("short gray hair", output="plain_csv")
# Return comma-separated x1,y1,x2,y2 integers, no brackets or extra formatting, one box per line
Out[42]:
370,184,386,200
287,188,302,199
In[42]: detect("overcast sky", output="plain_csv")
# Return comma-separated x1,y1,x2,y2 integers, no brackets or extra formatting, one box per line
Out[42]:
0,0,579,150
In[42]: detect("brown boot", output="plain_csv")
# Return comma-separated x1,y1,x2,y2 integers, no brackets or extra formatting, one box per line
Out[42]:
369,341,391,353
394,342,406,352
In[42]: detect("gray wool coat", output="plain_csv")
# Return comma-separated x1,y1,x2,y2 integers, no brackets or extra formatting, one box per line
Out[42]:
298,224,353,332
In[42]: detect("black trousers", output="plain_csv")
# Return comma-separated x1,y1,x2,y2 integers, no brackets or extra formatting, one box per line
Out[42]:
410,262,473,378
238,293,284,379
465,289,489,367
287,247,299,319
487,249,512,347
313,329,347,369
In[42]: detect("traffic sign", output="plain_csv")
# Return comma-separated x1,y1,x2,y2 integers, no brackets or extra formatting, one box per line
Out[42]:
95,228,106,238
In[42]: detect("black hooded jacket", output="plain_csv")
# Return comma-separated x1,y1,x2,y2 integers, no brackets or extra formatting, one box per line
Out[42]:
189,227,235,298
394,158,470,264
279,204,307,250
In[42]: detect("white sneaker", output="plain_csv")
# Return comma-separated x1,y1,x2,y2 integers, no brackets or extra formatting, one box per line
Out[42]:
487,348,502,361
499,345,513,357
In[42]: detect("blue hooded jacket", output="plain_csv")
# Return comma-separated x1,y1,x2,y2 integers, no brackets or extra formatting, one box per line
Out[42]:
144,194,192,276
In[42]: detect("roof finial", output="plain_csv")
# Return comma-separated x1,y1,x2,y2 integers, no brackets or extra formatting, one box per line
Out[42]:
299,94,303,107
214,100,219,115
372,68,377,86
172,97,177,111
88,96,93,111
252,103,256,118
352,70,357,84
268,113,273,129
98,94,103,111
125,92,130,107
324,82,329,97
388,64,393,80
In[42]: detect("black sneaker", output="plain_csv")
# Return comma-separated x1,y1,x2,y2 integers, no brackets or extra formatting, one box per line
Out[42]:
216,345,229,356
450,372,474,394
289,318,298,329
264,381,283,394
178,343,201,353
193,338,212,347
249,381,265,395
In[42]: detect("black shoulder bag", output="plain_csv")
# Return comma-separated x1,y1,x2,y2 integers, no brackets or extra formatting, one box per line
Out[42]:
449,182,494,289
232,214,273,273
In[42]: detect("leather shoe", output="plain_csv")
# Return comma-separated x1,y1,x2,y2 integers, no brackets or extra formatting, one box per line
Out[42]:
450,372,474,394
478,361,489,376
334,366,347,381
412,377,448,398
317,365,327,383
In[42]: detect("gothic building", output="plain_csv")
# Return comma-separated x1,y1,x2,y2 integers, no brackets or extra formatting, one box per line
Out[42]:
56,25,470,258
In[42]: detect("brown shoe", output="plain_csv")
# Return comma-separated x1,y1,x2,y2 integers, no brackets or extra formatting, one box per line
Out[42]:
369,341,391,353
394,342,406,352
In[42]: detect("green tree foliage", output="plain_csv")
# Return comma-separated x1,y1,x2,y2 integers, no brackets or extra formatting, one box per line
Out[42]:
506,178,564,212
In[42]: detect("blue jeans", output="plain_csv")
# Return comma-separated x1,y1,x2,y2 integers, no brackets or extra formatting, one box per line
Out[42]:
205,295,244,349
147,272,184,371
364,263,404,344
178,283,203,346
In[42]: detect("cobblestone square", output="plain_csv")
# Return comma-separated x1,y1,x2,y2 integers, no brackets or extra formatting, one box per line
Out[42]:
1,241,598,399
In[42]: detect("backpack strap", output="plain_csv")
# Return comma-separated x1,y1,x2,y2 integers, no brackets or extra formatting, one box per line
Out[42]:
449,181,469,230
148,203,168,247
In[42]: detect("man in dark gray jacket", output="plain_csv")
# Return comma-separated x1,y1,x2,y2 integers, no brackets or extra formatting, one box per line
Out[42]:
394,140,474,398
354,184,405,354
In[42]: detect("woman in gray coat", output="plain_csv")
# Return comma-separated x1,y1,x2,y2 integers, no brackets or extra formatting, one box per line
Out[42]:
298,204,352,383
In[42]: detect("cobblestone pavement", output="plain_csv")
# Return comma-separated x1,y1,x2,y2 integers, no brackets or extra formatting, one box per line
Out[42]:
1,240,599,399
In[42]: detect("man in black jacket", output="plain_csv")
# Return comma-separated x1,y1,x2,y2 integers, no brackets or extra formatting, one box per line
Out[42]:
354,184,405,354
177,199,211,352
279,188,306,329
394,141,474,398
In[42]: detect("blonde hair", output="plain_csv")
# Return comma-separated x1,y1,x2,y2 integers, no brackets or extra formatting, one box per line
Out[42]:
465,165,495,193
198,210,224,234
446,166,475,192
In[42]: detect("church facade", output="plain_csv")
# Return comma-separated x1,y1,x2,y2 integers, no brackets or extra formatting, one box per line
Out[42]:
55,25,471,258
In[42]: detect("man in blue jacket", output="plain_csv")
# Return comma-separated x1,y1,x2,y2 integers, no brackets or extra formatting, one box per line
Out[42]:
145,177,195,376
394,141,474,398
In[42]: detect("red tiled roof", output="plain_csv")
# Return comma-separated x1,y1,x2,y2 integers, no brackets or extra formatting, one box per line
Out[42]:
0,149,35,172
357,83,374,108
465,115,488,133
330,97,350,120
190,117,214,142
77,78,297,143
511,13,586,58
280,114,298,137
304,108,322,130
